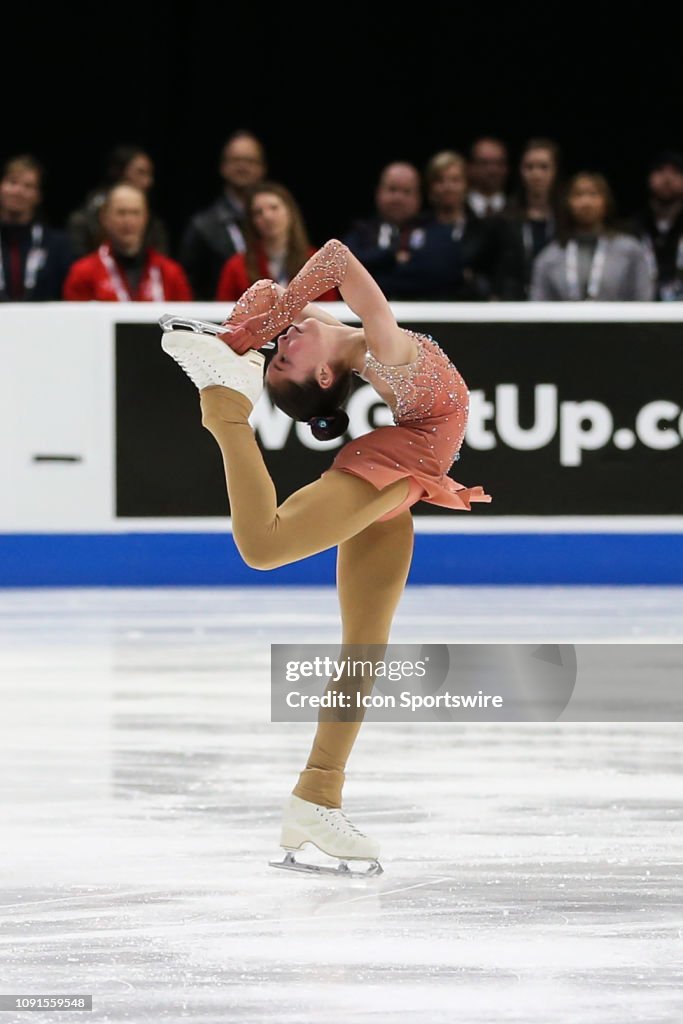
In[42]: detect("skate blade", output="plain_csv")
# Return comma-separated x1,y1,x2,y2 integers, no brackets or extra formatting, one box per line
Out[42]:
159,313,225,336
269,851,383,878
159,314,275,349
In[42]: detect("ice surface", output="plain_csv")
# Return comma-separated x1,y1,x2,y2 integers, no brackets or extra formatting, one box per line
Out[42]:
1,587,682,1023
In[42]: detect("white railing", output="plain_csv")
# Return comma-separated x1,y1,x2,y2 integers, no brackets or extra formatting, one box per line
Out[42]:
1,302,681,534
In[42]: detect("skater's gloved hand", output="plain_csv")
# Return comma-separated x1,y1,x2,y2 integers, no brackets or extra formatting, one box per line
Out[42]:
218,279,286,352
222,279,282,328
218,311,279,354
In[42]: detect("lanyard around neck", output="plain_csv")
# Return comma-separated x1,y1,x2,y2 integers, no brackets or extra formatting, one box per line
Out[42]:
0,223,45,295
565,237,608,300
98,245,164,301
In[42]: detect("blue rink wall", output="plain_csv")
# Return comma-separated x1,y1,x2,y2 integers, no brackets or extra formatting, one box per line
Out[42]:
1,531,682,586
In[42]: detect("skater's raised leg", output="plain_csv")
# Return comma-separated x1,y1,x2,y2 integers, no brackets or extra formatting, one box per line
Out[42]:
200,385,411,568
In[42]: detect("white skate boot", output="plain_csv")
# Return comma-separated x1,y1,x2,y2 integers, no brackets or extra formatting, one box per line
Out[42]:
269,794,383,877
159,314,265,406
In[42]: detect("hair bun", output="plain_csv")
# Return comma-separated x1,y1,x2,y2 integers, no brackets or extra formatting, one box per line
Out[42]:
308,409,349,441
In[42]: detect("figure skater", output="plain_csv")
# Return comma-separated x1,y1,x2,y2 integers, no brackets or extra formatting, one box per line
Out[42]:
161,239,491,876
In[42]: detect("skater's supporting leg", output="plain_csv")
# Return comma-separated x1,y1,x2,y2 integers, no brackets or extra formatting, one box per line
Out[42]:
292,510,414,808
201,386,410,569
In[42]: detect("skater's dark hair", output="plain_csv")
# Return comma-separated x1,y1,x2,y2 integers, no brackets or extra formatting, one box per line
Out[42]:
266,365,352,441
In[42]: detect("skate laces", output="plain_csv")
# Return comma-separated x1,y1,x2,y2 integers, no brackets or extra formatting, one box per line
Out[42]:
320,807,366,837
171,346,249,387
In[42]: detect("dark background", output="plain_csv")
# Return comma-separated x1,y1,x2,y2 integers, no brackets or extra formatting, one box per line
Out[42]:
5,5,683,250
116,321,683,517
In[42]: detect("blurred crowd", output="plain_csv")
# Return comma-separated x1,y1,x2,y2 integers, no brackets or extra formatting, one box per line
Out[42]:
2,131,683,305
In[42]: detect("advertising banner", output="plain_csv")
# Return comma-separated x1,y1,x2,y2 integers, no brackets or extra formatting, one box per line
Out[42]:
116,320,683,517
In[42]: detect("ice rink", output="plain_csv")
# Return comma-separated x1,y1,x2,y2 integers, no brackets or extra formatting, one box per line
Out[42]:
2,586,682,1023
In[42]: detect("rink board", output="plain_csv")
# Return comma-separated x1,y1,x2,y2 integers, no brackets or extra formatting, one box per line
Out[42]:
1,530,683,586
1,302,682,585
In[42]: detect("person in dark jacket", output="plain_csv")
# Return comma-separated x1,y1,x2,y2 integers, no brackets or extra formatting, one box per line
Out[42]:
467,137,510,218
66,144,169,258
179,131,267,299
0,154,73,302
499,138,563,299
424,150,504,299
625,151,683,301
343,162,454,299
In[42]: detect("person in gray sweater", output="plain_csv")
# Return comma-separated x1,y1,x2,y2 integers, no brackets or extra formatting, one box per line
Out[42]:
531,172,654,301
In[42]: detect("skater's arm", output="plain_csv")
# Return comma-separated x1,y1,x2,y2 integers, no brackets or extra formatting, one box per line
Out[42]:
268,282,346,328
220,279,344,351
331,244,415,364
296,304,346,328
274,241,414,362
225,241,412,362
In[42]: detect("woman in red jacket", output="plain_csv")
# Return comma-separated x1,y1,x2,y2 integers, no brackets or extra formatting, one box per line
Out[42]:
64,184,191,302
216,182,338,302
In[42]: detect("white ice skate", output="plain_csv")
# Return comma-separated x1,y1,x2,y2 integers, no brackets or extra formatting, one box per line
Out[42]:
159,314,265,405
269,794,383,878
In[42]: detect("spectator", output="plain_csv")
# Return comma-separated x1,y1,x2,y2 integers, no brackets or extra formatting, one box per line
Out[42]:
344,162,436,298
180,130,267,300
530,172,654,301
425,150,503,299
500,138,562,299
0,154,73,302
64,184,191,301
467,137,510,218
626,151,683,300
66,144,169,258
216,182,337,301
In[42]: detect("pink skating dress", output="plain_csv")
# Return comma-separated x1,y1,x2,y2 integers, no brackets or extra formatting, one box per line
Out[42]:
325,330,492,522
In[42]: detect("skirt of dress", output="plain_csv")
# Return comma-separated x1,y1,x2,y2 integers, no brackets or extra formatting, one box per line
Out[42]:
324,423,492,523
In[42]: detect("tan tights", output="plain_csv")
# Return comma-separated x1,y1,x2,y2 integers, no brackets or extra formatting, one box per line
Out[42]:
201,387,415,807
